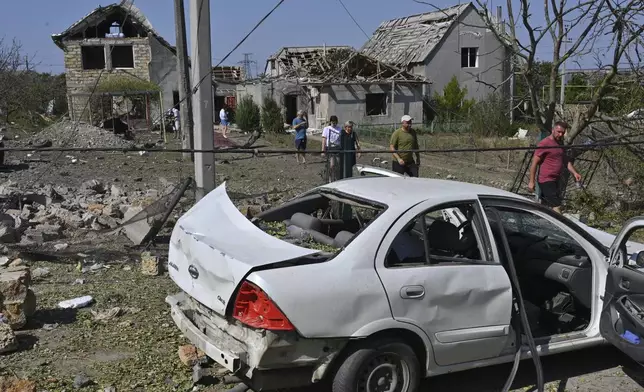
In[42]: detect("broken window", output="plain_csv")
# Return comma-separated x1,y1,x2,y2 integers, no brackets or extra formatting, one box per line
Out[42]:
366,93,387,116
81,46,106,70
270,60,276,71
461,47,478,68
110,45,134,68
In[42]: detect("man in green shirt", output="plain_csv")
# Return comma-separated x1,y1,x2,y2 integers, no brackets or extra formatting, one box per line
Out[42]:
390,115,420,177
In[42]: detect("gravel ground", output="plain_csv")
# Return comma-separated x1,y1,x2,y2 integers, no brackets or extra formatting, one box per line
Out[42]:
0,125,643,391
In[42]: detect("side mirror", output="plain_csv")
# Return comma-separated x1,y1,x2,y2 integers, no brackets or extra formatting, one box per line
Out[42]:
636,251,644,268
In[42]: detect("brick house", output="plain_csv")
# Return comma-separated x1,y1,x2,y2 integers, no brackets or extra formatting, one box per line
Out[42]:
52,0,178,121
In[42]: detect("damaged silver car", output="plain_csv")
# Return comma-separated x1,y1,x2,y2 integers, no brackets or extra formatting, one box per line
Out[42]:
167,172,644,392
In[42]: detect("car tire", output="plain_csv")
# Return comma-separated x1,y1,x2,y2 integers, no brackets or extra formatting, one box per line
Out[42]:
332,339,420,392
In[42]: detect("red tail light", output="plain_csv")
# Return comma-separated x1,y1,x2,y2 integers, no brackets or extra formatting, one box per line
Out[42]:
232,281,295,331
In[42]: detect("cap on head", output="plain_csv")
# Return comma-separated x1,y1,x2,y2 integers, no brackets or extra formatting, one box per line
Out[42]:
401,115,413,122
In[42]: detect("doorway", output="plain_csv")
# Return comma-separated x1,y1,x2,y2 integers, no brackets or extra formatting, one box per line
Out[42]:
214,96,225,124
285,95,298,125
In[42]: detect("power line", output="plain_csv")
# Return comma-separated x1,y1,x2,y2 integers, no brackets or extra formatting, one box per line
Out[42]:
336,0,370,39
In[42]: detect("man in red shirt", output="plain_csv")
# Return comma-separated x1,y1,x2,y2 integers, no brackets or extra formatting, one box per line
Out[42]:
528,121,582,213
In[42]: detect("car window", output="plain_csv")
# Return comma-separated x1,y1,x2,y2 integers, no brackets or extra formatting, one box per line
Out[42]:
485,207,589,261
386,202,491,268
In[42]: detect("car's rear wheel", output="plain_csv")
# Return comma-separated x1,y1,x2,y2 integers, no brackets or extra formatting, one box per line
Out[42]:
332,339,420,392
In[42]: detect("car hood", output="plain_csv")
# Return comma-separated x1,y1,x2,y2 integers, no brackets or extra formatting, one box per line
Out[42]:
566,214,644,255
168,182,318,315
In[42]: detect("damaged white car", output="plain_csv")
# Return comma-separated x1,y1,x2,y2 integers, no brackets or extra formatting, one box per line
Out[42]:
167,170,644,392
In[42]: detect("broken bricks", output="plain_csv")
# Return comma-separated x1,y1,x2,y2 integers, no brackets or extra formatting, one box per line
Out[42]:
0,377,36,392
0,266,37,330
178,344,207,367
0,323,18,354
141,252,160,276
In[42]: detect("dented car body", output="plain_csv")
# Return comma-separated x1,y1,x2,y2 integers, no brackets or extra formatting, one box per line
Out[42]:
167,173,644,392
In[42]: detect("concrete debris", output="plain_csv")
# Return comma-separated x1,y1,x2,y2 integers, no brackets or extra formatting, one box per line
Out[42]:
43,323,59,331
141,252,160,276
58,295,94,309
0,266,36,330
0,377,37,392
54,243,69,251
122,206,151,245
0,322,18,354
73,373,93,389
0,257,9,267
31,267,51,279
178,344,207,367
30,119,134,149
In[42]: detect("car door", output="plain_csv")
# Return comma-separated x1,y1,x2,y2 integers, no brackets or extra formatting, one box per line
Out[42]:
374,197,514,367
600,216,644,363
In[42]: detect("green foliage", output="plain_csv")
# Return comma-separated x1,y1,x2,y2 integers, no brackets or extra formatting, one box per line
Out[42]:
235,95,261,132
468,93,516,137
260,95,284,134
95,74,161,98
564,73,592,104
432,76,475,122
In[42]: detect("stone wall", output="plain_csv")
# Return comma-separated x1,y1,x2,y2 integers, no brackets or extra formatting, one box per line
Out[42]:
63,38,152,121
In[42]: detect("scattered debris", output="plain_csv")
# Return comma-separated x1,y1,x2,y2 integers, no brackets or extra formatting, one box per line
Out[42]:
31,267,51,279
53,243,69,251
192,364,207,384
91,307,122,322
0,323,18,354
72,278,85,285
223,375,242,385
58,295,94,309
178,345,207,367
73,373,93,389
0,257,9,267
30,119,134,149
42,323,59,331
0,266,36,330
141,252,160,276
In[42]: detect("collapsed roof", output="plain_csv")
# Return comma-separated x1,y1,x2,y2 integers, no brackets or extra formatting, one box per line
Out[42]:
266,46,427,85
51,0,176,54
360,3,471,68
212,66,245,83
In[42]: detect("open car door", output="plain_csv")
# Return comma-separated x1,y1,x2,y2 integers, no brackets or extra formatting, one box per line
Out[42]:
600,216,644,364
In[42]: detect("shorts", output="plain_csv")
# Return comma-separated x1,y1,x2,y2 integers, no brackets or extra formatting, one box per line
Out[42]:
295,138,307,151
392,161,419,177
220,119,228,126
539,181,562,207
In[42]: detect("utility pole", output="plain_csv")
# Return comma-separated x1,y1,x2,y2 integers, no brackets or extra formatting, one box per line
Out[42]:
190,0,215,200
173,0,194,161
560,24,570,110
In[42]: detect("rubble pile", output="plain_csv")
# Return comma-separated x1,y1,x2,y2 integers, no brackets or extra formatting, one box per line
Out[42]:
29,119,135,149
0,179,177,246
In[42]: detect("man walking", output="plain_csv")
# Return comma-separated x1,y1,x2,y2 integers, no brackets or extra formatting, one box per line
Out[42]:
390,115,420,177
321,115,343,181
292,110,308,164
528,121,582,213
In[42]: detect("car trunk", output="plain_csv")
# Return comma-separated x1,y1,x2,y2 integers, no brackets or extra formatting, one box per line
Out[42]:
168,183,319,315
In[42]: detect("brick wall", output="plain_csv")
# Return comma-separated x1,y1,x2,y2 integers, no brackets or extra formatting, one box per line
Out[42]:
63,37,152,121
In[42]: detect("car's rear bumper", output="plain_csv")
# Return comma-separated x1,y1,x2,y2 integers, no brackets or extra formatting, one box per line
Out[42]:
166,292,348,390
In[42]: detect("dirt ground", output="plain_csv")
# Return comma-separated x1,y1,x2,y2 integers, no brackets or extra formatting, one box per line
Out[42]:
1,125,643,391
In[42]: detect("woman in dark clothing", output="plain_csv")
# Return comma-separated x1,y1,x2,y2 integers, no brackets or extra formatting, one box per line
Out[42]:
339,120,361,178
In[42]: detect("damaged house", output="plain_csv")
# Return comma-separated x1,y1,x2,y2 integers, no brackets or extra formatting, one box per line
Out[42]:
361,2,510,102
52,0,178,122
236,46,428,129
212,66,244,124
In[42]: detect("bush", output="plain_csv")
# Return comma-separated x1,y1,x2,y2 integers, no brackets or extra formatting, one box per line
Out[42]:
468,92,516,137
260,95,284,134
235,95,260,132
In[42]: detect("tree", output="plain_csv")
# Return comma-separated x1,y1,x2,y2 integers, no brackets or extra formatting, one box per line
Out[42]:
472,0,644,144
432,76,475,122
260,95,284,134
235,95,260,132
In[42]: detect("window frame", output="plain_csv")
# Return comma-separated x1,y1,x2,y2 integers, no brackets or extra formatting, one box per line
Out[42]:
461,47,479,68
384,200,498,269
80,45,106,70
365,93,387,116
109,44,135,69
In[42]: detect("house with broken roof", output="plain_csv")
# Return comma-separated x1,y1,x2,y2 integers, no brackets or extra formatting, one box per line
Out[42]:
236,46,428,130
52,0,179,122
361,3,510,103
212,66,244,124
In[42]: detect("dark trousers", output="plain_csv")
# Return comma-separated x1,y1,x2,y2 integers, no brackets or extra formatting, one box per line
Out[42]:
538,181,562,207
392,161,419,177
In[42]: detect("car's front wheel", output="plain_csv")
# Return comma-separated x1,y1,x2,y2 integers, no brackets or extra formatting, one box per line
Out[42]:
332,339,420,392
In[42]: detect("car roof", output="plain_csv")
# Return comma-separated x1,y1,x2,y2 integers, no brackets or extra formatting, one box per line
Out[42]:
321,176,528,206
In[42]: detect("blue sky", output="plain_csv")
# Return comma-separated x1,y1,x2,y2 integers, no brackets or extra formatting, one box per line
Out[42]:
0,0,608,75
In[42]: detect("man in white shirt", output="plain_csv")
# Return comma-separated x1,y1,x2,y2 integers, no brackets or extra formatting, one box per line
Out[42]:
321,116,342,182
219,105,229,138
